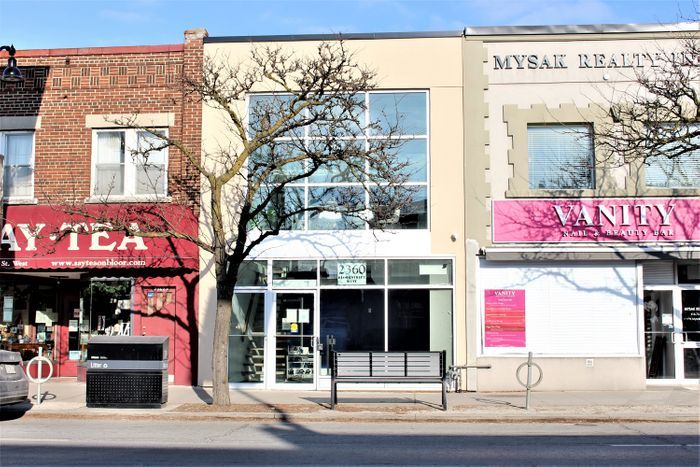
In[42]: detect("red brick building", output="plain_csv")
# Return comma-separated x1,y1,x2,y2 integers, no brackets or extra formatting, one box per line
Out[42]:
0,29,206,385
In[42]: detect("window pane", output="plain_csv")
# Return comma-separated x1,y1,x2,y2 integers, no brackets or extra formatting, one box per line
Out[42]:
320,289,385,374
4,166,32,198
308,186,365,230
370,92,426,136
250,142,306,184
137,131,166,164
249,94,303,137
136,164,166,195
237,261,268,286
528,125,593,189
308,139,365,183
253,186,305,231
388,289,452,363
370,138,427,183
309,94,365,137
228,292,265,383
94,165,124,195
272,260,317,287
388,259,453,285
5,133,33,166
646,152,700,188
369,186,427,230
96,132,124,163
320,259,385,286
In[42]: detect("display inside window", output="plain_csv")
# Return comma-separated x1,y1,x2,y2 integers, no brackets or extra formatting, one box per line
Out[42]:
80,279,133,360
0,283,54,361
528,124,594,189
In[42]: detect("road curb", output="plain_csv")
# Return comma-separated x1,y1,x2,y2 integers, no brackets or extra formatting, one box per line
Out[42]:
5,409,697,424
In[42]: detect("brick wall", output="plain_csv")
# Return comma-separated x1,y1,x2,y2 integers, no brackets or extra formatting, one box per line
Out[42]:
0,33,205,206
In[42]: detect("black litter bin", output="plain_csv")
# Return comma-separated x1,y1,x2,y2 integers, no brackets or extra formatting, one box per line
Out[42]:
85,336,169,408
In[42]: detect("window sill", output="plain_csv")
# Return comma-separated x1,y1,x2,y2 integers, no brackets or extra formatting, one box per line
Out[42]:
639,187,700,197
84,195,172,204
3,197,38,205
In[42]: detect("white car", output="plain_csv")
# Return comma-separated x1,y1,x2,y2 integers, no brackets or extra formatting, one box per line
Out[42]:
0,350,29,406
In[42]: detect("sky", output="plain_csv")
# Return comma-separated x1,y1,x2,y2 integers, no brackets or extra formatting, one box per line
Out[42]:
1,0,698,50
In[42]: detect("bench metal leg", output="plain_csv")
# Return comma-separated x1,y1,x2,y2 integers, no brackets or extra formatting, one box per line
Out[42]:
442,379,448,411
330,379,336,410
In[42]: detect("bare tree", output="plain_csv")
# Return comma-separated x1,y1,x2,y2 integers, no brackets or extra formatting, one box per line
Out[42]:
594,28,699,184
60,41,415,405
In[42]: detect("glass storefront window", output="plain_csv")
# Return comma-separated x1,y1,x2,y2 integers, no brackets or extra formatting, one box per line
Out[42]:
678,262,700,284
229,292,265,383
237,261,268,287
388,259,452,285
319,289,385,374
388,289,452,365
272,260,318,287
320,259,385,286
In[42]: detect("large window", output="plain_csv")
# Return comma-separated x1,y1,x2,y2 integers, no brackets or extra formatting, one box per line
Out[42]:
646,152,700,188
92,129,168,199
528,124,594,190
1,131,34,201
249,91,428,230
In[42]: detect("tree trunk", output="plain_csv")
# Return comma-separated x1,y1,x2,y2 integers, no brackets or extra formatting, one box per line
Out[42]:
212,284,233,405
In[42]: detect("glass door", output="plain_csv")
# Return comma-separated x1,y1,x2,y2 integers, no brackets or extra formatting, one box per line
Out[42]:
679,290,700,381
644,290,676,379
271,291,317,388
644,289,700,382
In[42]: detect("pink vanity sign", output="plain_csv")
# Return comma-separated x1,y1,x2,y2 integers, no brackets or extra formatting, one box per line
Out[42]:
484,289,526,347
492,197,700,243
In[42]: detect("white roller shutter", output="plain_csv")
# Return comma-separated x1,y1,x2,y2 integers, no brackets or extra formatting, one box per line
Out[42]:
479,261,639,356
642,261,675,285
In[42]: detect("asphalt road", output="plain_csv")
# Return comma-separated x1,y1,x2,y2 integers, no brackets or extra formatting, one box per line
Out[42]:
1,418,698,465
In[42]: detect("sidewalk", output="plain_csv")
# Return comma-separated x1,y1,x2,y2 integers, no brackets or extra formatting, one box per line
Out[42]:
2,378,698,423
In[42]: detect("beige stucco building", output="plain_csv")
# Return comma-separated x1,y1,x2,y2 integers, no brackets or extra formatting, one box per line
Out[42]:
197,24,699,391
197,32,468,390
464,24,699,391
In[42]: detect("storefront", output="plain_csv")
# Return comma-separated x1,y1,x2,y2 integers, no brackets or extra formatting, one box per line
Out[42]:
229,257,455,389
198,32,466,388
460,25,700,391
0,205,199,385
474,197,700,390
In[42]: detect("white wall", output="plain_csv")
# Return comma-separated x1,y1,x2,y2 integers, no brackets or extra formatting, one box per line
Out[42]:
478,261,640,356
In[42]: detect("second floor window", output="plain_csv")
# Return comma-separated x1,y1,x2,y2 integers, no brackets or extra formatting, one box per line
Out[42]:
92,129,168,199
645,127,700,188
1,131,34,201
528,124,594,190
249,91,429,231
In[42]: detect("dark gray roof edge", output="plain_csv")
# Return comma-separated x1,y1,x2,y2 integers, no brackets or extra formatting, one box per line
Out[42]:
465,22,699,36
205,30,463,43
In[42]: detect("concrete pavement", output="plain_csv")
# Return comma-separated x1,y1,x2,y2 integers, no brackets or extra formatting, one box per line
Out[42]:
2,378,698,423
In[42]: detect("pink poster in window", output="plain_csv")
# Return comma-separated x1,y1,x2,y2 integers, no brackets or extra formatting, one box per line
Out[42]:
484,289,526,347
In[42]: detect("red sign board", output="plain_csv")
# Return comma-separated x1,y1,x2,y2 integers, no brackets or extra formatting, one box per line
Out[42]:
484,289,526,347
493,197,700,243
0,205,198,270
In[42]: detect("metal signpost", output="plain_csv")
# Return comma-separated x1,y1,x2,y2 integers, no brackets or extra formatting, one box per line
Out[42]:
25,347,54,405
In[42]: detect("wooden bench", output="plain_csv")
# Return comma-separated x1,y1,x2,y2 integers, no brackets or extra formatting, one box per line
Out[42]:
330,350,448,410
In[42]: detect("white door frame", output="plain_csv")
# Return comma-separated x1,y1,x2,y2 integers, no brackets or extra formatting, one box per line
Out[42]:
267,289,319,390
644,285,700,384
